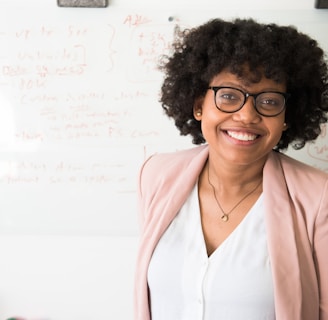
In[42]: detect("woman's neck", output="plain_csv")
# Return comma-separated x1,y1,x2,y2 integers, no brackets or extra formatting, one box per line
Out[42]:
204,152,266,193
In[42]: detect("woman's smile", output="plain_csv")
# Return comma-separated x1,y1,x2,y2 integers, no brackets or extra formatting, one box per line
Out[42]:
225,130,260,142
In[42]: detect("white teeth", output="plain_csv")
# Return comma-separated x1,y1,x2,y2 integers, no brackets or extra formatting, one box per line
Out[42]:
227,130,258,141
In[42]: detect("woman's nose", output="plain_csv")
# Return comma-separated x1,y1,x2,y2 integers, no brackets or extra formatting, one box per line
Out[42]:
232,97,261,123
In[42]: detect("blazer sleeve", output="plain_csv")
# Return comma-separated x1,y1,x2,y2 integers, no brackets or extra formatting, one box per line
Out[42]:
314,179,328,319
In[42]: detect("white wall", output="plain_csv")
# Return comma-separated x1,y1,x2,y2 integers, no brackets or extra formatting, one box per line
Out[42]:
0,0,327,319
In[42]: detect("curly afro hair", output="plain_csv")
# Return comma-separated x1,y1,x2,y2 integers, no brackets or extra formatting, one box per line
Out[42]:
159,18,328,151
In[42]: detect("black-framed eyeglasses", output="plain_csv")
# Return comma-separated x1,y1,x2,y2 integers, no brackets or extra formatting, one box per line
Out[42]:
208,86,290,117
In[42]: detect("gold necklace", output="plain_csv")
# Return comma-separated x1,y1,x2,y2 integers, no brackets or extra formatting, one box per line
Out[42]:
207,165,262,222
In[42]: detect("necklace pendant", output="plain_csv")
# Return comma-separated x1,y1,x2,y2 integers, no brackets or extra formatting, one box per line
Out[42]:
221,214,229,222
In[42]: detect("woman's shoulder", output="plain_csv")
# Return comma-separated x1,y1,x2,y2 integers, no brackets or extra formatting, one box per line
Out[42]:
138,145,208,195
272,151,328,182
142,145,208,173
266,152,328,217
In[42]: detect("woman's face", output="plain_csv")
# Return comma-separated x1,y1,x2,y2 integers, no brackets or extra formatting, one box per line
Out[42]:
194,70,288,166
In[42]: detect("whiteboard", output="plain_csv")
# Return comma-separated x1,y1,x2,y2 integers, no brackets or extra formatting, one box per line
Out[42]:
0,4,327,236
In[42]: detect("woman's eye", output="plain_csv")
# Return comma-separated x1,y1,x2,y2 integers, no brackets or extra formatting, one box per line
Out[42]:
261,99,277,105
258,93,284,108
259,98,283,109
221,93,237,100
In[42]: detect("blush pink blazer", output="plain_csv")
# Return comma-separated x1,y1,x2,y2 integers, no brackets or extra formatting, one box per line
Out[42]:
134,145,328,320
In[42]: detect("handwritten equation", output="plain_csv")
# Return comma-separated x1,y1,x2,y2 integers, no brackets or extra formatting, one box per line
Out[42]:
0,12,185,235
0,155,137,192
0,15,177,150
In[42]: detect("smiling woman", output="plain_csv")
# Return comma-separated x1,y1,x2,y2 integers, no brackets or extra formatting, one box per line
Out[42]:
134,18,328,320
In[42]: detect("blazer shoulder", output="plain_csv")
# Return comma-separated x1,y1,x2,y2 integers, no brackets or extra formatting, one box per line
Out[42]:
138,145,208,197
142,145,206,176
277,152,328,181
270,152,328,202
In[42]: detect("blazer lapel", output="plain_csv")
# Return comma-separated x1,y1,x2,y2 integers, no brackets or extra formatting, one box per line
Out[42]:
264,152,302,319
135,146,209,320
143,145,209,248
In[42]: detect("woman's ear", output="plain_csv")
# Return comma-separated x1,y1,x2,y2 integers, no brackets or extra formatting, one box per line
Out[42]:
193,97,204,121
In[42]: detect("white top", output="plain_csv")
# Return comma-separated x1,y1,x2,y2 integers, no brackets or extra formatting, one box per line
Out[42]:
148,183,275,320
